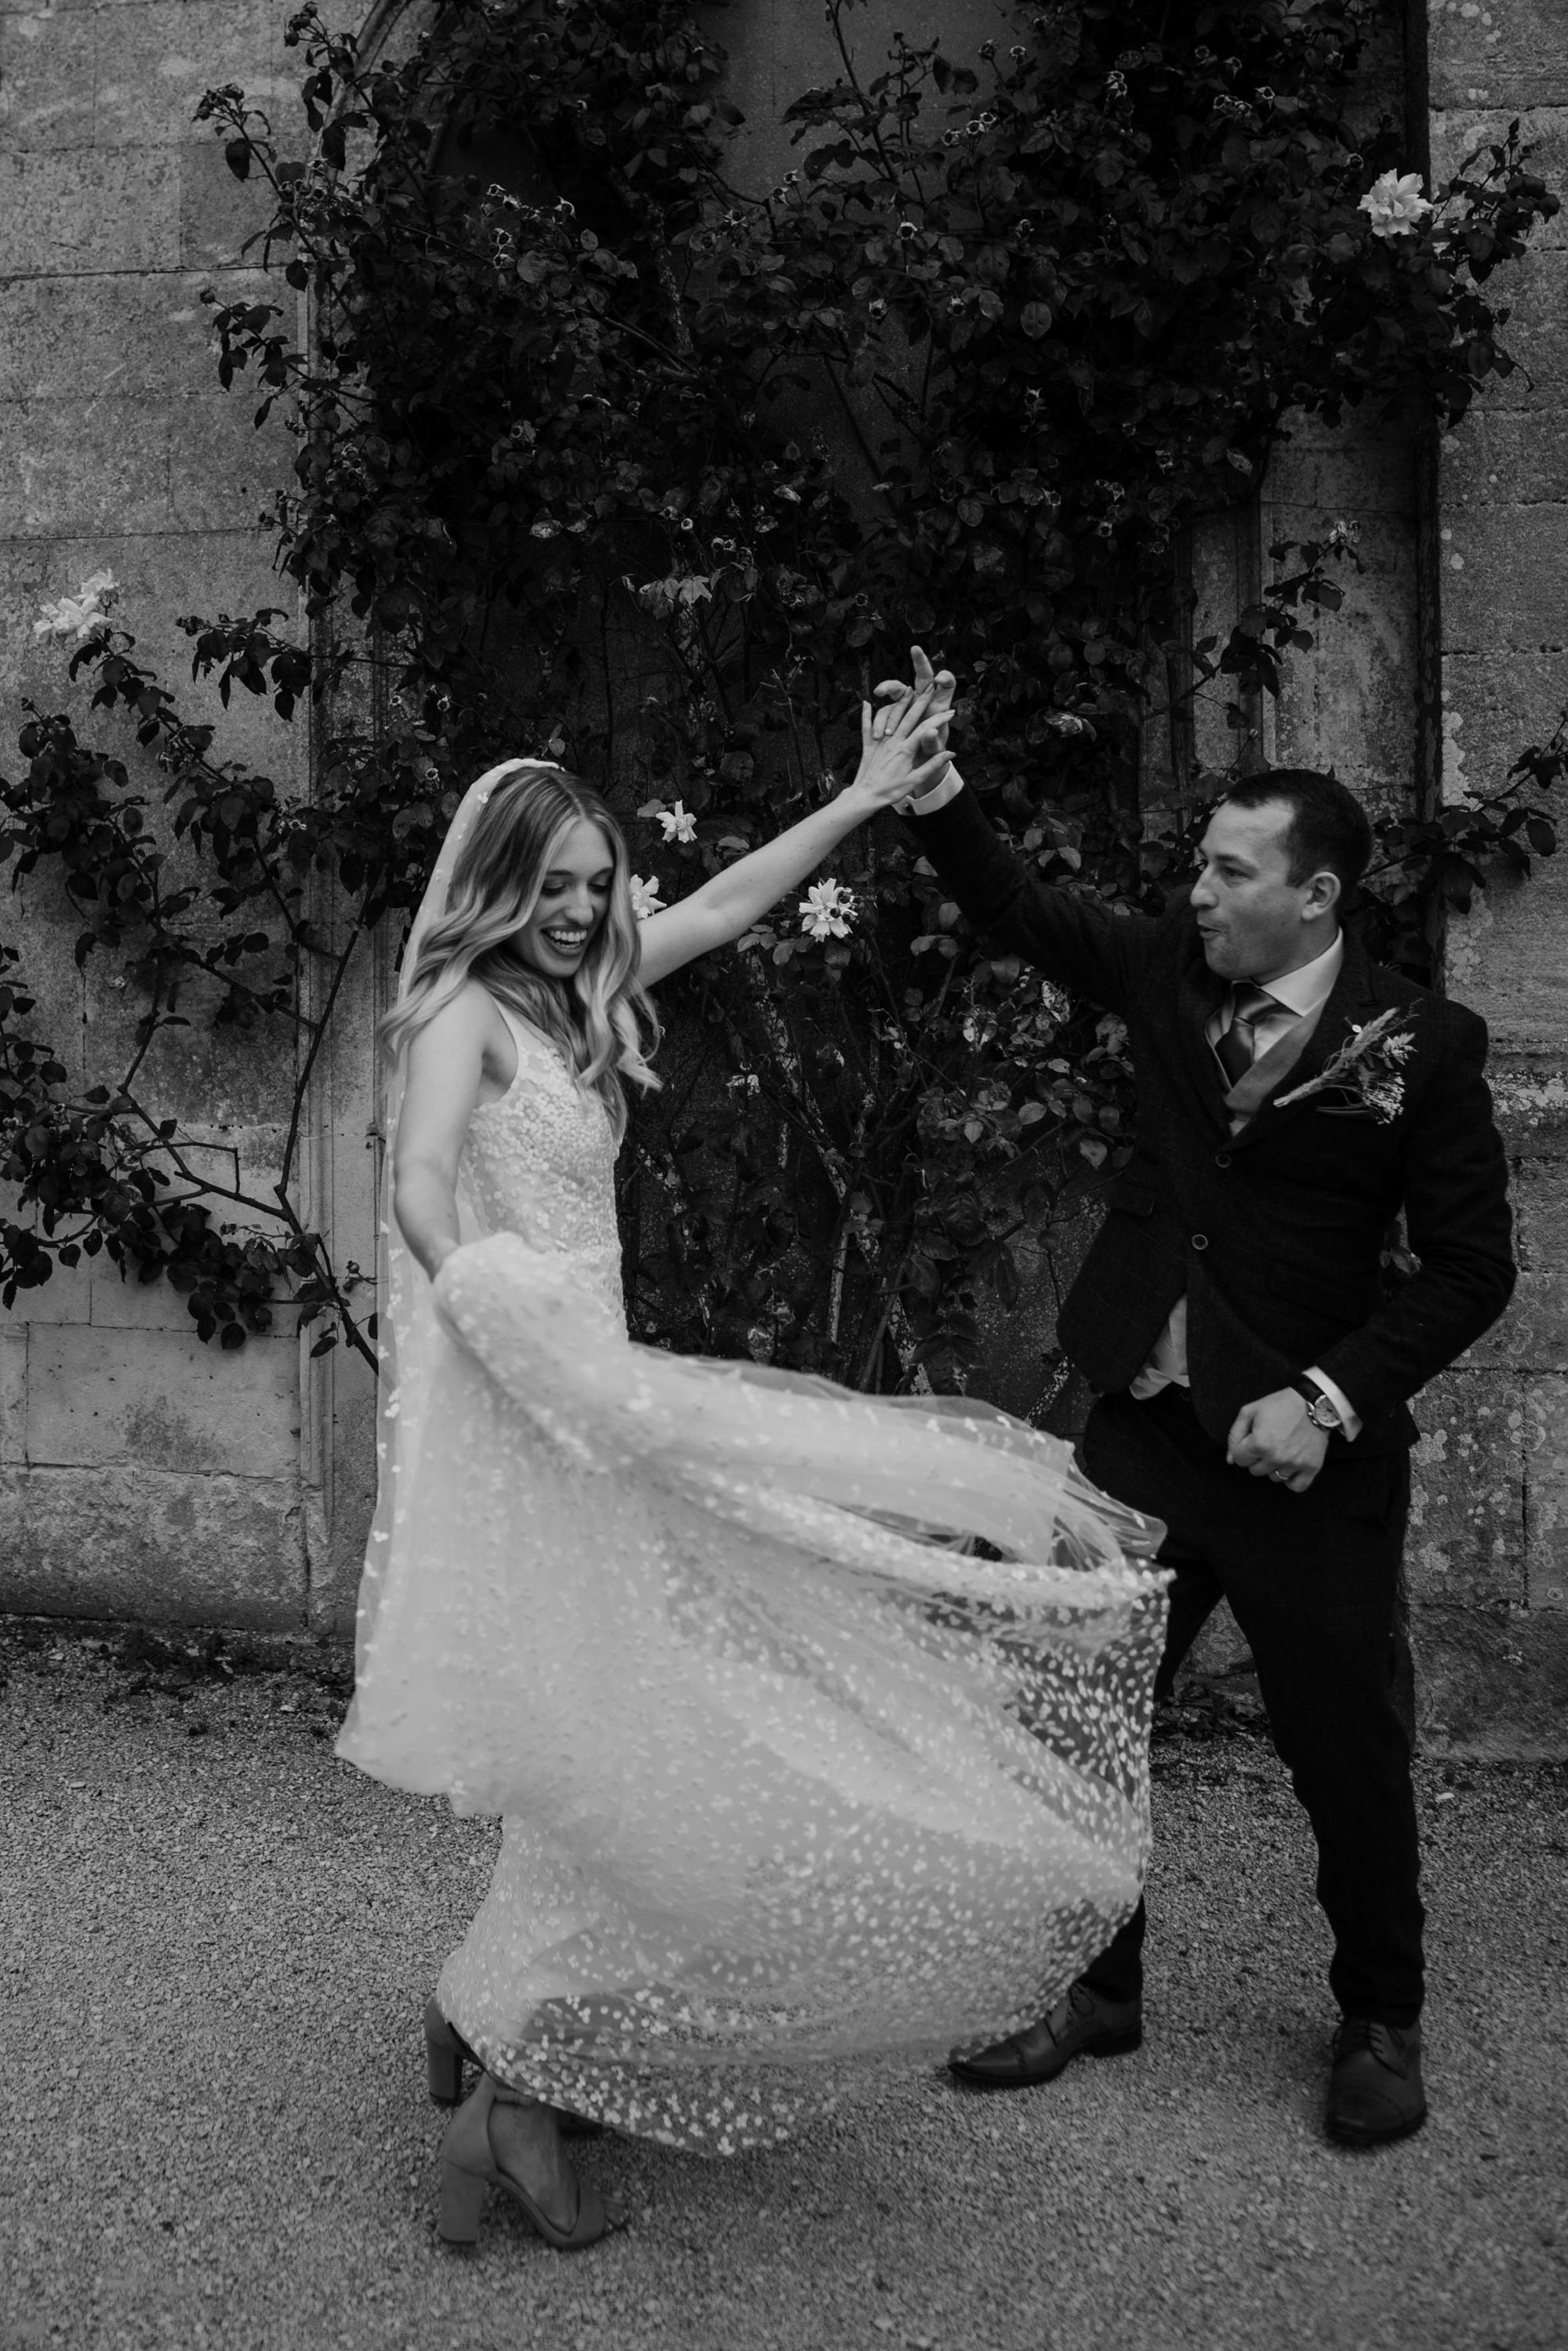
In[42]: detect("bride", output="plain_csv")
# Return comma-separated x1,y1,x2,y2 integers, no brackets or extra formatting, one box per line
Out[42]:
337,680,1168,2251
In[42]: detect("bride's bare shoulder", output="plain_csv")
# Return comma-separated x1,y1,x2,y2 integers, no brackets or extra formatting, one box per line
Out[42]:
406,981,510,1073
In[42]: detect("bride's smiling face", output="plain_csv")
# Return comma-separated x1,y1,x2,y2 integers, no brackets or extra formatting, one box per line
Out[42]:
514,818,616,978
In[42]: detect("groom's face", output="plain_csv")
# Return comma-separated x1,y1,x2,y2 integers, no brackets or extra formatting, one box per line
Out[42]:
1191,800,1328,984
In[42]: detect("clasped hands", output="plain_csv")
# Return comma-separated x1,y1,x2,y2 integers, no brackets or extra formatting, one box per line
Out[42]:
834,646,960,822
840,656,956,818
863,645,957,791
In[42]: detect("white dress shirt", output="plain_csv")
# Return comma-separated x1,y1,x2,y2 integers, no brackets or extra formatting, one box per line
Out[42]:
908,767,1362,1439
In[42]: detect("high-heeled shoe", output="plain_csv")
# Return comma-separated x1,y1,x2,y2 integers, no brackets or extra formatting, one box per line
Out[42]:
423,1996,605,2137
437,2073,621,2251
423,1996,478,2107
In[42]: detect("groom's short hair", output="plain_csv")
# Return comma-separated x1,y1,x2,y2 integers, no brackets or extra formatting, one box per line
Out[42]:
1220,767,1373,892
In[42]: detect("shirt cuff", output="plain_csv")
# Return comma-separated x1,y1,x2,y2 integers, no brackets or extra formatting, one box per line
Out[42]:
1305,1366,1362,1442
898,764,967,817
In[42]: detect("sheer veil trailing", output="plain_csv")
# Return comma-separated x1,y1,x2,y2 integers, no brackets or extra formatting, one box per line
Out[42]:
350,760,561,1676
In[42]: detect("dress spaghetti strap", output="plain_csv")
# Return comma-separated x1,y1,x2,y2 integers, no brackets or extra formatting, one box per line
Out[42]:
484,996,564,1103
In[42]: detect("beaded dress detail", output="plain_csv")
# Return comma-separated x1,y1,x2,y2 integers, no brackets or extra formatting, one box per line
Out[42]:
462,1012,622,1324
339,1002,1170,2154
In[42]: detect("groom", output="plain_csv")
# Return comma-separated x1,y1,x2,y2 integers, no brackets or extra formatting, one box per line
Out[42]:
890,659,1515,2145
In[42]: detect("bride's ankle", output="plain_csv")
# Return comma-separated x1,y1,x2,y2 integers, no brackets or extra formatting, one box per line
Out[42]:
488,2080,545,2111
488,2089,564,2155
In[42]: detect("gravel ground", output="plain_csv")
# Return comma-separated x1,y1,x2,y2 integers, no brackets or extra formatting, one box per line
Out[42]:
1,1622,1563,2351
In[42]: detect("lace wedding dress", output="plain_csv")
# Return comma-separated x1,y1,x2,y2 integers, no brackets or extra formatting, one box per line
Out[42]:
339,1003,1168,2152
336,766,1167,2153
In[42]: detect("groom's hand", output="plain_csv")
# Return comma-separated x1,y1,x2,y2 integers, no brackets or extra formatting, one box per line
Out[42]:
1226,1389,1330,1493
874,646,956,726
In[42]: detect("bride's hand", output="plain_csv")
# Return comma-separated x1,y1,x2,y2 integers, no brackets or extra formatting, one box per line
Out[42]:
837,679,952,819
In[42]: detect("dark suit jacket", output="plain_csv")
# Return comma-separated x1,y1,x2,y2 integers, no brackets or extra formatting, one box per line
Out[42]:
913,788,1516,1453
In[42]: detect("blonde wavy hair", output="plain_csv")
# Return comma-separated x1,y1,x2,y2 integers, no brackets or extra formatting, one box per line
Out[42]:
380,764,661,1139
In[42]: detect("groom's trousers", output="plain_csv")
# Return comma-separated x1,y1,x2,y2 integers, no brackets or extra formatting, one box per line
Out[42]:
1078,1382,1423,2028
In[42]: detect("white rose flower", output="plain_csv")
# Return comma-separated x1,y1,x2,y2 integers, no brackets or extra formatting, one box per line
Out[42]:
629,875,666,921
657,800,699,844
1358,170,1432,240
798,880,857,941
34,568,120,644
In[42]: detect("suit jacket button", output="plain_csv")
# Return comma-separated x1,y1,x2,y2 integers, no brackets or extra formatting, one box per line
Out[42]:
1214,1152,1232,1170
1192,1232,1208,1250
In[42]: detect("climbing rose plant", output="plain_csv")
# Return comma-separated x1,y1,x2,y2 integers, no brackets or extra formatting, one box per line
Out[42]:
1,0,1560,1394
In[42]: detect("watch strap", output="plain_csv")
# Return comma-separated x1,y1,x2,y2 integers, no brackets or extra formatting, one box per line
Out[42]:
1291,1376,1343,1431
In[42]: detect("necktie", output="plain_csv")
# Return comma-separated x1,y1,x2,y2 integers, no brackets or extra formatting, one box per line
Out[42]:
1214,984,1279,1088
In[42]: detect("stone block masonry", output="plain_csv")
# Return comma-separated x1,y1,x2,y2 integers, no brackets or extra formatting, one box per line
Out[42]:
0,0,326,1631
1417,0,1568,1747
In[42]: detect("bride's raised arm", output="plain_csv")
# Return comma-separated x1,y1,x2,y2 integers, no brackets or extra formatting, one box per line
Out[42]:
635,681,949,989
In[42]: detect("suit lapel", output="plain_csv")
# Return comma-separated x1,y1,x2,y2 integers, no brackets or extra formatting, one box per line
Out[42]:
1226,929,1377,1151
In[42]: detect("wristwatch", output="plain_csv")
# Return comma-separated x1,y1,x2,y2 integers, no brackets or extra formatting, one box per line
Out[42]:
1291,1377,1344,1434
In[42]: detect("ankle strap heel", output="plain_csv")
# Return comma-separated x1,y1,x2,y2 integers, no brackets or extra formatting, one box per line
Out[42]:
437,2158,487,2245
434,2073,619,2253
423,1996,476,2107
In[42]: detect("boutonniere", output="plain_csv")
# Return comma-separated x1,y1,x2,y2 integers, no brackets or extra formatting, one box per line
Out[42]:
1275,1006,1417,1125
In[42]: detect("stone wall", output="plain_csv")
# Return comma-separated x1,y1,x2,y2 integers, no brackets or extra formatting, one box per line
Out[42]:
1416,0,1568,1750
1,0,1564,1748
0,0,334,1627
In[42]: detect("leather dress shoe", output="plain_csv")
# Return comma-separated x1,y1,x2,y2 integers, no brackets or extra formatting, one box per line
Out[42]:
1327,2017,1426,2146
949,1979,1143,2089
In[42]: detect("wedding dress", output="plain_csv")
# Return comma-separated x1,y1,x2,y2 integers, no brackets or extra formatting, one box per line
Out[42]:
337,764,1170,2154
